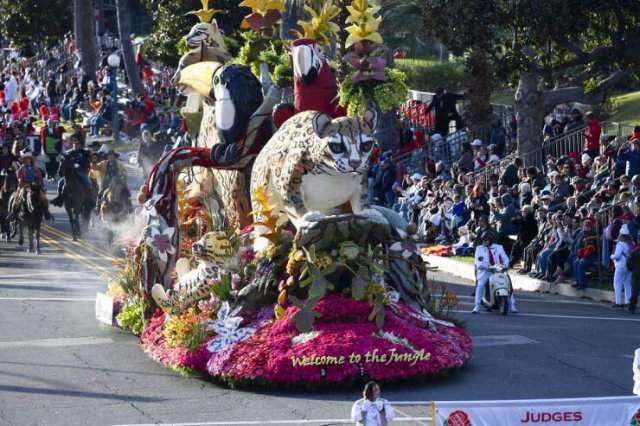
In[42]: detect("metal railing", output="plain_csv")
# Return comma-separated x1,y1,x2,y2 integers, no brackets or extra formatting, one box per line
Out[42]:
392,129,470,172
603,122,636,139
519,126,587,168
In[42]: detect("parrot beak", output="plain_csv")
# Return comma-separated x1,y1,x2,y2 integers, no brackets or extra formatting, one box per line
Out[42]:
176,61,222,99
292,44,320,85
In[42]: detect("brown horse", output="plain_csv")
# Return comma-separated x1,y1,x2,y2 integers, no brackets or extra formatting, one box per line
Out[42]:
99,180,132,244
15,183,45,253
58,155,93,240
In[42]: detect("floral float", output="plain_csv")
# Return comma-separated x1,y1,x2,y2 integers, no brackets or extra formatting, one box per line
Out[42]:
99,0,472,388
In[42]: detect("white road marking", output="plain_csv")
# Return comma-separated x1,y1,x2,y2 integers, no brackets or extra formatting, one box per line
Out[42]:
458,310,640,322
0,272,90,279
112,419,432,426
457,294,605,307
0,297,95,302
472,335,539,347
0,336,113,348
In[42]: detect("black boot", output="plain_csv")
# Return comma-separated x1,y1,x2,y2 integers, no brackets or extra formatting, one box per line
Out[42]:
51,180,65,207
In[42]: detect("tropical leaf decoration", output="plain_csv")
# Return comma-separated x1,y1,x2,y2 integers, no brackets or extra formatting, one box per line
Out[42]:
344,0,383,48
239,0,285,33
239,0,285,15
294,1,341,47
186,0,224,23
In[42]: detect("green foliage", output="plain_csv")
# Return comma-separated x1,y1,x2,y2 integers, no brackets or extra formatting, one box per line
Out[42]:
0,0,72,47
116,298,145,336
211,274,232,301
287,242,389,333
233,31,293,86
338,68,408,116
423,0,640,83
396,59,465,92
139,0,245,65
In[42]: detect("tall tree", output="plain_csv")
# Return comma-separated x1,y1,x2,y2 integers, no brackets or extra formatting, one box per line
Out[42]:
116,0,144,95
0,0,73,47
424,0,640,155
74,0,98,80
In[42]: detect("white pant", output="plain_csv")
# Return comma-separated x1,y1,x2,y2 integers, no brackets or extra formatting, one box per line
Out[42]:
475,270,517,311
613,267,632,305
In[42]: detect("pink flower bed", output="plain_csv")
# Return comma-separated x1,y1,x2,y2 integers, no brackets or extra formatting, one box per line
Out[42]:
140,296,473,386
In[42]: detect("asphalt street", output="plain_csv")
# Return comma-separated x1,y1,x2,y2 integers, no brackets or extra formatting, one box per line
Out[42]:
1,160,639,426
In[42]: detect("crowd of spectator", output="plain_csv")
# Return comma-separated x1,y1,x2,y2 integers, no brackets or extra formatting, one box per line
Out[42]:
0,38,184,168
375,109,640,297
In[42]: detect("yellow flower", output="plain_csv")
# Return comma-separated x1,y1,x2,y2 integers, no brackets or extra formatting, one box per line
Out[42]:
295,2,341,46
363,282,385,304
239,0,285,16
344,0,383,48
315,252,333,269
274,304,286,320
346,0,381,21
345,19,383,48
186,0,223,23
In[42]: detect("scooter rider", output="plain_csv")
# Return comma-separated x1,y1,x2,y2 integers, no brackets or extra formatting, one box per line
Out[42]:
473,230,518,313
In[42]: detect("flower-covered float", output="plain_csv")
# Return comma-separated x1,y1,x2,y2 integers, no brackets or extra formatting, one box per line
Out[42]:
99,0,472,388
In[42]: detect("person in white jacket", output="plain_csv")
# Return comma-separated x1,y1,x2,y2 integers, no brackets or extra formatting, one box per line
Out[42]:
351,381,395,426
611,224,634,308
473,231,518,313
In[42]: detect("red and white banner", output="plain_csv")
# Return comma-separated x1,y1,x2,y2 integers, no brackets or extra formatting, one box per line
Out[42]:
435,396,640,426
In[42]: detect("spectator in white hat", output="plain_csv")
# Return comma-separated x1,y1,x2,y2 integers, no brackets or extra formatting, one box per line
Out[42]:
611,224,635,308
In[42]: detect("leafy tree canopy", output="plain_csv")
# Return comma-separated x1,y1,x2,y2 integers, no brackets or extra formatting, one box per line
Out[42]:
0,0,73,47
423,0,640,89
140,0,245,65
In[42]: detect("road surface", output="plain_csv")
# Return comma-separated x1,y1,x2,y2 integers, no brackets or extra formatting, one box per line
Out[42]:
1,161,639,426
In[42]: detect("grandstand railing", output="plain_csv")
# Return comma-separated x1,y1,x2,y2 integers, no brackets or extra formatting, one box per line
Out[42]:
519,126,587,168
603,122,636,140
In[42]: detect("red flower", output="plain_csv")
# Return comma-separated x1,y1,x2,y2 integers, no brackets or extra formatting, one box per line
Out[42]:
447,410,471,426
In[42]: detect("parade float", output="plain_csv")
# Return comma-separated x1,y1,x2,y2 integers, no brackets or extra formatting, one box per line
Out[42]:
98,0,472,388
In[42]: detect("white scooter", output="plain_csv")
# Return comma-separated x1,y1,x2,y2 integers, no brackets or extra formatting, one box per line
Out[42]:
481,265,514,315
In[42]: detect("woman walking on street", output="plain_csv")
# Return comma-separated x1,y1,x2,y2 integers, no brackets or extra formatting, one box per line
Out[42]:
611,225,635,308
351,381,395,425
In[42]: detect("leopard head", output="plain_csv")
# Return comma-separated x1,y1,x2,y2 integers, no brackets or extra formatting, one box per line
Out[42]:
312,108,378,174
191,229,237,264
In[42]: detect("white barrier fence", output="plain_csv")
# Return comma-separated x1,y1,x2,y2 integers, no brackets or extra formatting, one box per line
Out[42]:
434,396,640,426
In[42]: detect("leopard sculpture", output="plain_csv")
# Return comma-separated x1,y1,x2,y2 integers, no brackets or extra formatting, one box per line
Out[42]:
250,109,378,230
151,230,237,314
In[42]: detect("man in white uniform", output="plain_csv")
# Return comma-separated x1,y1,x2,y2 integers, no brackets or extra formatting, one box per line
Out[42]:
473,231,518,313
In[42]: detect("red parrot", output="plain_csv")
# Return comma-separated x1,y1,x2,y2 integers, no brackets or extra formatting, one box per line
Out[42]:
273,38,345,128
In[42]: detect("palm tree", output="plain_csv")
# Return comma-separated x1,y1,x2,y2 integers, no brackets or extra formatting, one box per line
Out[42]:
74,0,97,79
116,0,144,95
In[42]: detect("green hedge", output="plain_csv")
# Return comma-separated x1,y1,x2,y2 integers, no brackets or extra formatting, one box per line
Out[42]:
396,59,465,93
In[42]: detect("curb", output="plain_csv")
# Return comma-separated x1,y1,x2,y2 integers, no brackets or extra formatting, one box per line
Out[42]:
424,255,615,304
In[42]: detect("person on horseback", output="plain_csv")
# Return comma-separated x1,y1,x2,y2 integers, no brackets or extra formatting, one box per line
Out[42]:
91,145,131,212
51,135,91,207
9,148,52,220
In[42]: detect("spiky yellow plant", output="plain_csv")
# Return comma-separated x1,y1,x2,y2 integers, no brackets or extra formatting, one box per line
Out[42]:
187,0,223,23
239,0,286,16
344,0,383,48
251,186,288,250
294,1,341,46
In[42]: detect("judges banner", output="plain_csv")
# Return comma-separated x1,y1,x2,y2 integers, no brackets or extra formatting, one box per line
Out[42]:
435,396,640,426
